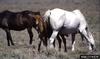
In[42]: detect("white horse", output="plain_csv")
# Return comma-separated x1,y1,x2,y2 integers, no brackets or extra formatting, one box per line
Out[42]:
44,8,95,51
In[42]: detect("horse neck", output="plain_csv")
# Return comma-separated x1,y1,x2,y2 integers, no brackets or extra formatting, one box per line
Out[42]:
39,19,48,32
38,19,44,33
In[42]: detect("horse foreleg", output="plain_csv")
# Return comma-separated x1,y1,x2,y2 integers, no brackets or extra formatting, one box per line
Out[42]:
49,30,58,48
27,27,33,45
38,39,42,52
61,34,67,52
71,33,76,51
5,29,14,46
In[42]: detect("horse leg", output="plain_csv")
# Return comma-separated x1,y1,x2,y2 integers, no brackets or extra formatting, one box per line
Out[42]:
38,34,44,52
27,27,33,45
57,34,62,51
71,33,76,51
38,39,42,52
61,34,67,52
80,33,84,41
43,36,49,51
4,29,14,46
79,27,95,51
53,39,55,48
49,30,58,48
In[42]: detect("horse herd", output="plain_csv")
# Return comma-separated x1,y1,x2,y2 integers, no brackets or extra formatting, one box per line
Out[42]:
0,8,95,52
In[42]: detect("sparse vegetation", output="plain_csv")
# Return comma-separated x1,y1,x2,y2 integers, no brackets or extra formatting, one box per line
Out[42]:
0,0,100,59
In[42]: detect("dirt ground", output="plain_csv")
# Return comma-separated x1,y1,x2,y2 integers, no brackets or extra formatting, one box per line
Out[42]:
0,0,100,59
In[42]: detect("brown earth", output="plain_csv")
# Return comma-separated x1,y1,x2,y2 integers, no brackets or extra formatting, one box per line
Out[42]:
0,0,100,59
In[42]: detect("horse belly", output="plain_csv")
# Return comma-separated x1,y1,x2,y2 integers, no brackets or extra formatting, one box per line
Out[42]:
60,27,78,35
9,25,26,31
63,14,80,30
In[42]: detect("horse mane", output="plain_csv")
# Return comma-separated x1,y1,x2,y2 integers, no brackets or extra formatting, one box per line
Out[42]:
38,17,45,33
33,12,40,15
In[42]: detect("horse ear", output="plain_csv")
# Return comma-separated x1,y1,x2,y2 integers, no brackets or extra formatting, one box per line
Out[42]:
37,11,41,15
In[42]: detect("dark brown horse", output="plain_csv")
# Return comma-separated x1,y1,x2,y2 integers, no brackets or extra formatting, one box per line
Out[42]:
34,15,52,51
0,10,41,46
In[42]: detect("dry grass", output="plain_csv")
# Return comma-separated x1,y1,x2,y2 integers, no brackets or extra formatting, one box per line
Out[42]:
0,0,100,59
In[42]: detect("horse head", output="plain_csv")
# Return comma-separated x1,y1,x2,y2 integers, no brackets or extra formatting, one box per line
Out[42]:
21,11,43,31
33,12,45,33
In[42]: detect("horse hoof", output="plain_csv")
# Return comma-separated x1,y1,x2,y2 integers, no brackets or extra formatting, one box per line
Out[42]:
65,50,67,52
64,49,67,52
8,44,10,46
38,49,40,52
12,43,15,46
29,42,32,45
71,48,75,51
49,44,54,49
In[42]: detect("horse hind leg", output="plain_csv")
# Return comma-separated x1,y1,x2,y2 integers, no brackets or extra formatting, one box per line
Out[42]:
5,29,14,46
79,27,95,51
27,27,33,45
5,29,10,46
61,34,67,52
57,34,62,51
71,33,76,51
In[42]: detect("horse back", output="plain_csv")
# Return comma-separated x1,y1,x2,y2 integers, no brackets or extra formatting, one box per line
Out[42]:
0,10,33,30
